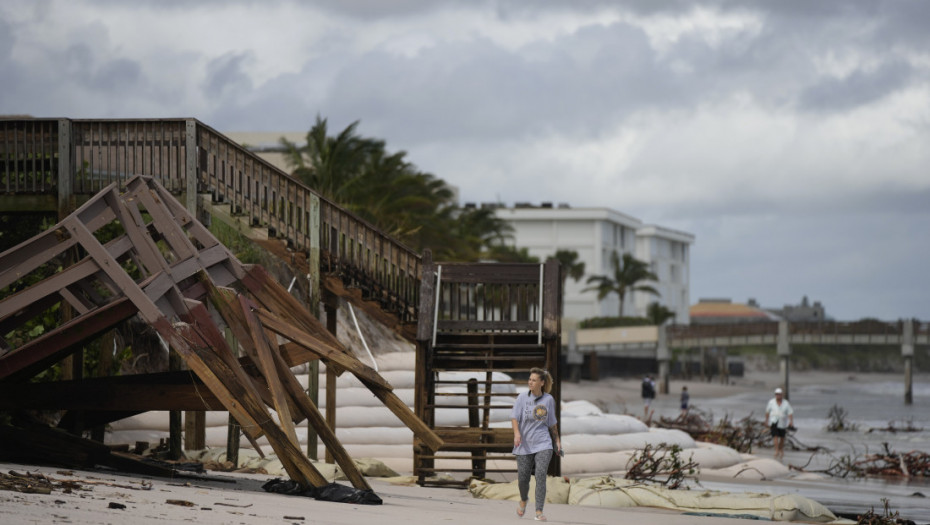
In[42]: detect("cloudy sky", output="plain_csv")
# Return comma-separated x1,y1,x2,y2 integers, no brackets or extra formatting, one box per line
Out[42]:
2,0,928,321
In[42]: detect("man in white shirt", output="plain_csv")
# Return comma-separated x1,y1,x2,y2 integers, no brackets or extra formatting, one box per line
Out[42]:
765,387,794,460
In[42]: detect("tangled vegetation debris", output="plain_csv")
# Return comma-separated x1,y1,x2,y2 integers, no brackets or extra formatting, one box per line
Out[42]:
656,408,820,454
855,498,916,525
826,404,859,432
793,443,930,479
624,442,699,489
867,419,923,434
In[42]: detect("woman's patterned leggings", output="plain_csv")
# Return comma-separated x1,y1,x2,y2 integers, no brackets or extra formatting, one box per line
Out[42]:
516,449,553,512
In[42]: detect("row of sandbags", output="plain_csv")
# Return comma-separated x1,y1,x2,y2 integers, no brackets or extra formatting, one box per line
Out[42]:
106,352,779,479
469,476,845,523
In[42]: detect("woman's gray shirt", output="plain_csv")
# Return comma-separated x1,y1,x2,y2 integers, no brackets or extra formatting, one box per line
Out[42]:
511,390,557,455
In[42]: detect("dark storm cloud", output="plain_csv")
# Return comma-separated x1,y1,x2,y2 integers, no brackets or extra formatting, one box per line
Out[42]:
319,21,681,144
203,53,254,100
2,0,928,319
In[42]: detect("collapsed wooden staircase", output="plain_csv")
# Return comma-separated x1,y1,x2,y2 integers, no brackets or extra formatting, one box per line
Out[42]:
413,260,562,487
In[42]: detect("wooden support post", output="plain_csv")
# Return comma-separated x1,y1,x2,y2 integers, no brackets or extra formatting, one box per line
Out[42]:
414,253,435,485
224,328,240,468
306,360,319,460
656,325,670,395
184,411,205,450
90,329,115,442
467,378,486,479
902,319,914,405
777,321,790,399
324,297,338,465
699,346,706,382
168,348,183,460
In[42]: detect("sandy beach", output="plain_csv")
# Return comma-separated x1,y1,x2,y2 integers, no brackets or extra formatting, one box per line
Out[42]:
2,369,926,524
0,461,798,525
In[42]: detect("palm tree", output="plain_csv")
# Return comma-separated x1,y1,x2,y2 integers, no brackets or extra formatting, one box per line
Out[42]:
583,252,659,317
646,301,676,325
280,116,384,202
279,116,516,262
547,250,585,315
547,249,586,290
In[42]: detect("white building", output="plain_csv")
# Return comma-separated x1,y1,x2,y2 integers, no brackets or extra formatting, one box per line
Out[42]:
493,204,694,324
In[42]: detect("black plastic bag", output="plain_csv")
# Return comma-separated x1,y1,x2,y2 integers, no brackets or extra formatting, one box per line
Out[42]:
261,478,382,505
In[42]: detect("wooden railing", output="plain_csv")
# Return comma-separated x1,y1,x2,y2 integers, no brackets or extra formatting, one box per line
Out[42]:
0,118,423,322
319,199,422,324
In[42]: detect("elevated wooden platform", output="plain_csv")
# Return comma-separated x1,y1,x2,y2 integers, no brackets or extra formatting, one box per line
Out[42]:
414,260,562,487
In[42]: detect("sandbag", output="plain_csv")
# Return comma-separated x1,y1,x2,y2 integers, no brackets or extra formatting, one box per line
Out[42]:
469,476,571,504
484,476,838,522
568,476,636,507
562,429,694,455
562,400,604,416
703,458,791,480
561,414,648,435
685,442,744,469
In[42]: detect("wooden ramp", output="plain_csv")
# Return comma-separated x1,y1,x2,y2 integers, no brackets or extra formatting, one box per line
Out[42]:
414,259,562,487
0,176,441,493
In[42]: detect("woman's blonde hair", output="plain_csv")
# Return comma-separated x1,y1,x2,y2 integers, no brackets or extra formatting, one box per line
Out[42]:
529,367,552,394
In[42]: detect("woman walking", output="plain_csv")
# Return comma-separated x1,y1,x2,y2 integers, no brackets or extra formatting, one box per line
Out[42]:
511,367,562,521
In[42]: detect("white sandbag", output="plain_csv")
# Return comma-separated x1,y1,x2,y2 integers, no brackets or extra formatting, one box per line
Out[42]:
562,400,604,417
568,476,637,507
562,429,694,455
314,386,415,408
106,429,169,446
499,476,839,522
429,394,517,410
108,411,171,431
686,442,744,469
561,414,648,435
469,476,571,504
326,406,407,427
646,428,696,448
318,369,416,390
353,457,401,477
315,443,413,459
435,371,518,394
561,451,636,476
361,351,415,371
331,426,413,445
434,407,513,426
703,458,792,480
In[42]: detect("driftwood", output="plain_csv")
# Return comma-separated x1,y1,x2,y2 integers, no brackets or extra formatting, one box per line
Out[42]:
793,443,930,479
867,420,924,434
624,442,699,489
655,408,822,454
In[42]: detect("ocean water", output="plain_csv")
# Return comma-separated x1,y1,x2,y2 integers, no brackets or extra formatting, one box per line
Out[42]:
651,374,930,523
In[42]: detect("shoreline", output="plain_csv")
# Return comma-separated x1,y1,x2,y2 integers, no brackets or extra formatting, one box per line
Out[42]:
562,369,923,416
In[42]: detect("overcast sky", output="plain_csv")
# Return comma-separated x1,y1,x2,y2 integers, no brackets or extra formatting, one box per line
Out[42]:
2,0,928,321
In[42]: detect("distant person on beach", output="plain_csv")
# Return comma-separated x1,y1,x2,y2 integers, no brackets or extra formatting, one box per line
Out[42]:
679,385,690,420
641,375,656,420
511,367,562,522
765,387,794,460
